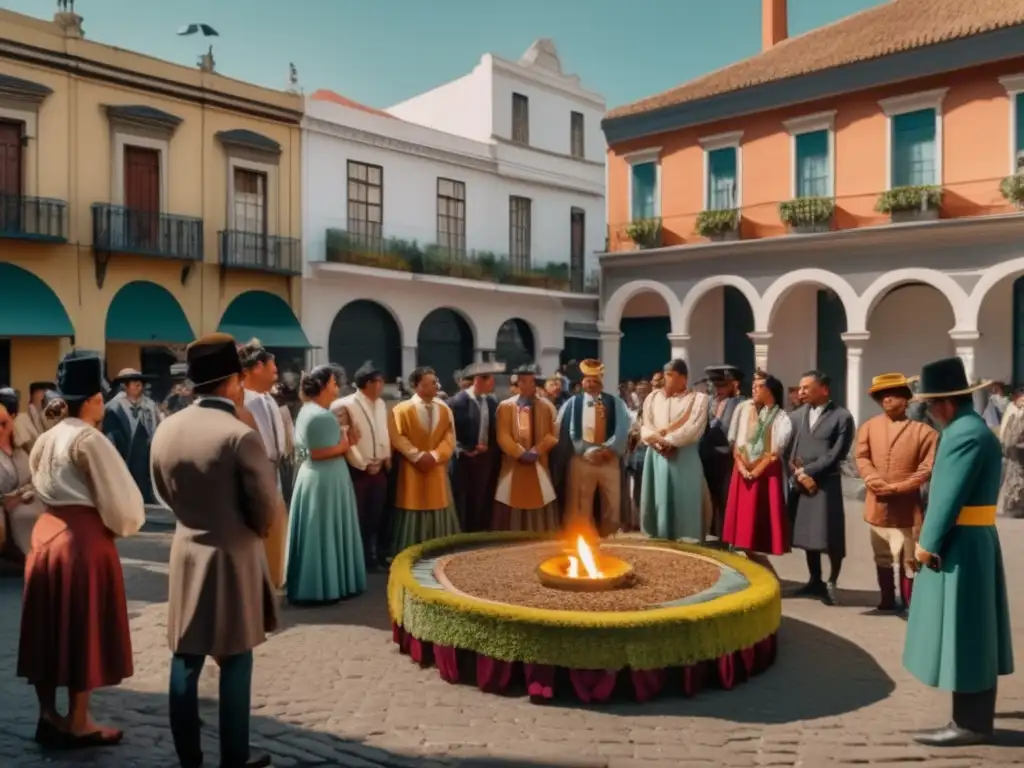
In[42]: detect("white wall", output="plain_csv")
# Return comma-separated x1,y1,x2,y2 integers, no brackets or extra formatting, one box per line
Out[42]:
386,69,493,143
977,278,1013,383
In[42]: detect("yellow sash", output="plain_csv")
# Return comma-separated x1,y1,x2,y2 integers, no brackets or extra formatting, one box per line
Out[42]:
956,505,996,527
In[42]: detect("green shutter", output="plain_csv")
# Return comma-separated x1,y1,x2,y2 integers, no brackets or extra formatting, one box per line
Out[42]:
631,162,656,219
1016,94,1024,162
892,109,937,187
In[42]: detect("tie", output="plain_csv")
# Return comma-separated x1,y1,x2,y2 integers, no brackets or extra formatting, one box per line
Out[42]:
424,402,435,434
477,396,487,446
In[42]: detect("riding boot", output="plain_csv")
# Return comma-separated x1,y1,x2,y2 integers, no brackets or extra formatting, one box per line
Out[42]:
913,687,997,747
875,566,897,611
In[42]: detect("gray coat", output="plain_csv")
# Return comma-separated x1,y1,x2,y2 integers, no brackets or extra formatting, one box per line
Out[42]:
151,398,281,657
786,402,854,556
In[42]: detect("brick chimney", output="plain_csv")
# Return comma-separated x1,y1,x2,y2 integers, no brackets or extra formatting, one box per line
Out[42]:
762,0,788,50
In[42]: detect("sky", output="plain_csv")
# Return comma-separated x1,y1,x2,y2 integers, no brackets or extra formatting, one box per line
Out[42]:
2,0,887,110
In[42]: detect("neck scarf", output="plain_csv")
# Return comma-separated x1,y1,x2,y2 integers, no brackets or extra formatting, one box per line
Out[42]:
746,404,779,461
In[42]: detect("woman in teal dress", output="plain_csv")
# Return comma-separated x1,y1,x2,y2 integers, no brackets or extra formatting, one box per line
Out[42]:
286,365,366,604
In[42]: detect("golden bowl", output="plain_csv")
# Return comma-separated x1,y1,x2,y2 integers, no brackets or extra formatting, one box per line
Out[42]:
536,554,635,592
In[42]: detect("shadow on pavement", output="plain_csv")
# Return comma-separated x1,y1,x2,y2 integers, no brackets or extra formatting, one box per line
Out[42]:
5,687,608,768
778,577,880,609
278,571,394,632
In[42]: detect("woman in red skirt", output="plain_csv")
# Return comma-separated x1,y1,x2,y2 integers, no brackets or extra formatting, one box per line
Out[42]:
18,354,146,749
722,372,793,558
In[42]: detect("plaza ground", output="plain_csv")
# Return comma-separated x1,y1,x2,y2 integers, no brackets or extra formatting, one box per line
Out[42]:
1,499,1022,767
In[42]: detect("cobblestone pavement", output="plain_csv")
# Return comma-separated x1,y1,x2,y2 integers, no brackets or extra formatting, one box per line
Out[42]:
1,502,1022,767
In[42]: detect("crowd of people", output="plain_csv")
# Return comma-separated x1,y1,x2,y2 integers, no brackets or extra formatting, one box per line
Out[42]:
0,337,1015,759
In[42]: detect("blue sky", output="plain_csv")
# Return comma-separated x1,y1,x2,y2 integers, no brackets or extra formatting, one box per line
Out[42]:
3,0,885,109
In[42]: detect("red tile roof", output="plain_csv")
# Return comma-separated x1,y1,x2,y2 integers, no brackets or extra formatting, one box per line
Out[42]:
310,89,395,119
607,0,1024,119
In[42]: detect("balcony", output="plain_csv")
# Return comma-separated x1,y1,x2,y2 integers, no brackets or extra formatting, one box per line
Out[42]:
0,193,67,243
323,229,598,294
92,203,203,261
219,230,302,275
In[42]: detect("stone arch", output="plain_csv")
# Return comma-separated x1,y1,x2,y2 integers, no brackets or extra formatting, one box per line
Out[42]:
602,279,683,331
329,299,403,382
416,307,476,387
963,257,1024,331
678,275,761,336
756,269,858,332
495,317,537,371
854,268,970,332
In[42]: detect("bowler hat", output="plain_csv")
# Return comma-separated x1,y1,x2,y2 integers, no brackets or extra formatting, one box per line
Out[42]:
56,354,105,403
187,333,242,388
913,357,989,399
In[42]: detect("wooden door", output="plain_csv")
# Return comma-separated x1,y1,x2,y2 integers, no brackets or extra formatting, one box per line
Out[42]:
0,121,23,232
124,146,160,249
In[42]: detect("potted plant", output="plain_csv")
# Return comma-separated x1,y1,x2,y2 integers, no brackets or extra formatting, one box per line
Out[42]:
778,196,835,234
695,209,740,241
875,185,942,223
623,217,662,249
999,174,1024,208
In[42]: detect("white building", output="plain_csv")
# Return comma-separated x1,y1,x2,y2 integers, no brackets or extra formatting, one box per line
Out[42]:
302,40,605,386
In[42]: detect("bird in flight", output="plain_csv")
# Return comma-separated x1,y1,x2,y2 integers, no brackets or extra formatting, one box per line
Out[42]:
177,23,219,37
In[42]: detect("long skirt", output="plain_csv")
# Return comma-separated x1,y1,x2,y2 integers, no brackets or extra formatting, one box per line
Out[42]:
18,505,134,692
492,502,560,532
286,457,366,604
391,476,462,554
640,444,706,541
722,461,790,555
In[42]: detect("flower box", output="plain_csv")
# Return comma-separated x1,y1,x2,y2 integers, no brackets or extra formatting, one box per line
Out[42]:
875,185,942,224
778,196,835,235
696,209,740,241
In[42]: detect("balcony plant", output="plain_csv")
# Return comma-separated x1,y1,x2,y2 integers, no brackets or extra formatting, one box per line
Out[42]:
778,196,835,234
623,217,662,249
875,185,942,223
999,173,1024,208
695,209,740,241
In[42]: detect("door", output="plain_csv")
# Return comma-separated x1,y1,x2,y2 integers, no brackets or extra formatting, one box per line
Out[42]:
0,121,23,233
124,146,160,250
570,208,585,292
232,168,268,267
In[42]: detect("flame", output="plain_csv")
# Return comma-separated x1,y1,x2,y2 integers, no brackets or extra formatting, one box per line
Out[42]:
567,535,604,579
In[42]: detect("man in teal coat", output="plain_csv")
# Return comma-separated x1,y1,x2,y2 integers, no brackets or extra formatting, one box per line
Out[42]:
903,357,1014,747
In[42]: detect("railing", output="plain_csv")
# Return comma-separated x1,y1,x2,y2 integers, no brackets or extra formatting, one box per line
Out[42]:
323,228,599,294
219,230,302,275
0,193,67,242
91,204,203,261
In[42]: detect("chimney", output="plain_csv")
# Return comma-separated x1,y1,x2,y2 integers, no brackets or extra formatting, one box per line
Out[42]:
762,0,788,50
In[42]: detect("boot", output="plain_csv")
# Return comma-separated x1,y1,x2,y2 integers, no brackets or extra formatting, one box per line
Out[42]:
875,566,897,611
900,572,913,609
913,688,997,747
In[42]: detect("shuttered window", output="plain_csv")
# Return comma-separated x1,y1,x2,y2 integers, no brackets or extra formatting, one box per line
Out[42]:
795,129,830,197
707,147,738,210
891,108,937,187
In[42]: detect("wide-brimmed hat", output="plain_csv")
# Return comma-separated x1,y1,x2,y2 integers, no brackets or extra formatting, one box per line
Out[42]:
512,362,541,376
868,372,914,397
579,359,605,378
705,364,744,383
913,357,990,399
56,354,105,403
111,368,154,387
462,361,506,378
186,333,242,388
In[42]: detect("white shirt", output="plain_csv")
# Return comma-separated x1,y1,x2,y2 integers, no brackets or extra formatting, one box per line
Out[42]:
641,389,709,448
808,403,828,430
244,389,286,462
334,390,390,471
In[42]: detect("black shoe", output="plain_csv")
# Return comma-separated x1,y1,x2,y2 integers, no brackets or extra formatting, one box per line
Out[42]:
793,580,825,597
912,723,992,747
34,718,64,748
822,581,840,606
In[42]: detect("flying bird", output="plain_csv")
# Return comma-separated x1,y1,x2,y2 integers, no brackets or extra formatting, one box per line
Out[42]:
177,23,219,37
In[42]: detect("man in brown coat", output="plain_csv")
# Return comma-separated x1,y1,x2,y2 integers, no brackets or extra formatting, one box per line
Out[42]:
855,372,938,612
150,333,282,768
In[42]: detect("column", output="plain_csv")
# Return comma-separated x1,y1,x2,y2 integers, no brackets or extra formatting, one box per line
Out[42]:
841,331,869,426
597,325,622,391
747,331,773,373
401,345,417,379
950,330,981,410
539,346,561,378
666,333,690,364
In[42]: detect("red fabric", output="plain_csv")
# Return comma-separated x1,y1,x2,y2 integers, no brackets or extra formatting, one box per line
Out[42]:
18,506,134,692
393,623,777,703
722,461,790,555
901,573,913,608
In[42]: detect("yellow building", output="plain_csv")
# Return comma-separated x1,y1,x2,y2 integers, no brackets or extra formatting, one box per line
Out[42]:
0,8,307,406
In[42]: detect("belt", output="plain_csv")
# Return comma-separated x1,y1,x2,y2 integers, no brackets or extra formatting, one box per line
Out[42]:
956,505,996,527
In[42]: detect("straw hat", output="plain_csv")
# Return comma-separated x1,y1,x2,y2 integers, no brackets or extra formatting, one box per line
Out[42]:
868,372,914,396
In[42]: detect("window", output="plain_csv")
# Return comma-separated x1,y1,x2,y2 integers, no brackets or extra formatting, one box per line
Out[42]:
795,130,830,197
1016,93,1024,171
706,147,738,210
630,162,657,220
879,89,946,189
512,93,529,145
0,120,23,197
233,168,267,234
570,111,585,158
436,178,466,257
347,160,383,247
570,207,585,293
509,196,531,271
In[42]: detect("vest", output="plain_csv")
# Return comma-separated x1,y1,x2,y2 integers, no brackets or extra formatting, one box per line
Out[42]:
570,392,617,444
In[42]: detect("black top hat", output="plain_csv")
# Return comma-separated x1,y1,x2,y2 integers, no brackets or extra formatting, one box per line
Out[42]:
187,333,242,388
56,354,105,403
29,381,55,394
914,357,989,399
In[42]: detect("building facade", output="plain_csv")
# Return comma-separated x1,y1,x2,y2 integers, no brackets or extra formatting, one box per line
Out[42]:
598,0,1024,425
302,40,604,387
0,8,306,403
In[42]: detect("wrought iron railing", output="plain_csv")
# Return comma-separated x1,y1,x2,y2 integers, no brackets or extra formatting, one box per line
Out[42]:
0,193,67,242
219,230,302,275
91,203,203,260
323,228,598,294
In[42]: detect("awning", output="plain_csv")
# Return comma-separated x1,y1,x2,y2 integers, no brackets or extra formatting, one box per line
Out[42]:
105,280,195,344
217,290,311,348
0,263,74,337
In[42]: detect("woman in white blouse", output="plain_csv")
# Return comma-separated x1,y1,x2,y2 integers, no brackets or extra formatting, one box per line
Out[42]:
17,354,145,750
721,371,793,557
